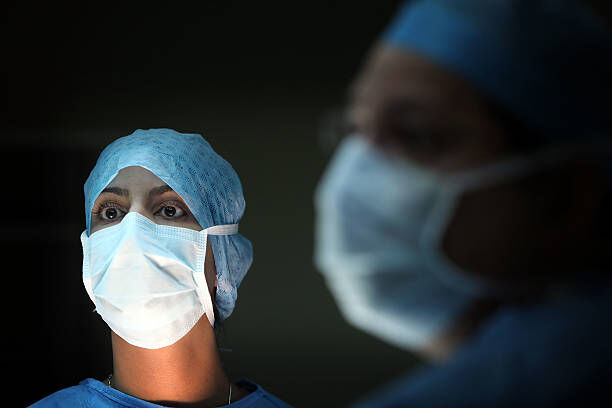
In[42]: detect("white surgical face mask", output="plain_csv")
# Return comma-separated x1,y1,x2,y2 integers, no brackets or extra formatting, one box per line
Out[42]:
314,135,577,350
81,211,238,349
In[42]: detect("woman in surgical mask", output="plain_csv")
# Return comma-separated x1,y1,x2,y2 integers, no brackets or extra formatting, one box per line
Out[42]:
315,0,612,406
31,129,292,408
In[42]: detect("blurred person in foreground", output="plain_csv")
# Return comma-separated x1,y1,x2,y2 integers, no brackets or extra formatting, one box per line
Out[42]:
314,0,612,406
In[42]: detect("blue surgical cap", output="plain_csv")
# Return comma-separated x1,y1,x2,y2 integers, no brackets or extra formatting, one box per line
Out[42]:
84,128,253,322
382,0,612,140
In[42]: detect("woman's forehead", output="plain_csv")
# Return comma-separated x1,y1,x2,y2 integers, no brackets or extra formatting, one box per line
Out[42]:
351,46,482,112
98,166,185,202
106,166,164,188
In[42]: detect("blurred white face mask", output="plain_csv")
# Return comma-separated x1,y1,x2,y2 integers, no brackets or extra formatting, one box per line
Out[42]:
81,211,238,349
314,135,576,350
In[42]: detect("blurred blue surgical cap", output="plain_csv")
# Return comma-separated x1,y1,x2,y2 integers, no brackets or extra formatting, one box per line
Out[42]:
84,129,253,322
382,0,612,140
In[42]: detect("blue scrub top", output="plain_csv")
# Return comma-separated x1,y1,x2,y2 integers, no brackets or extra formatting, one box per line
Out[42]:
352,279,612,408
30,378,293,408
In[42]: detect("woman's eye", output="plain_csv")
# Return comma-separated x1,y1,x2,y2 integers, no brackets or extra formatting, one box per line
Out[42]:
159,205,184,219
100,207,123,221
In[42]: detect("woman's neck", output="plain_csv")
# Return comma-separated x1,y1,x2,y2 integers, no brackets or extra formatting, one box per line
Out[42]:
110,316,232,407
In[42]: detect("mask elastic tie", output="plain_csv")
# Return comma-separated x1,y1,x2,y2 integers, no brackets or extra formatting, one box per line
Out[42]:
206,224,239,235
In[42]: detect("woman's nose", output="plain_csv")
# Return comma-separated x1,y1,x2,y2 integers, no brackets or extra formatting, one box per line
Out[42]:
126,204,155,223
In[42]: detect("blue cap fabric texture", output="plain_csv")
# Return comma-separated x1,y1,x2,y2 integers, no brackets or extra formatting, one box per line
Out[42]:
83,128,253,321
382,0,612,140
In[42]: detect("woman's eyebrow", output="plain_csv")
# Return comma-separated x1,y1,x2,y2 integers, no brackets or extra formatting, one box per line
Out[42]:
148,185,175,199
100,187,129,197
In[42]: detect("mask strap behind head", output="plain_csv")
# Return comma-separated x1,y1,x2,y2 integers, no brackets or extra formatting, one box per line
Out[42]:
198,223,238,329
205,224,239,235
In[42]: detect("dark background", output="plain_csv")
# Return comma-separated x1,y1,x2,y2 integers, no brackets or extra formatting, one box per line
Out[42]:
2,2,421,407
